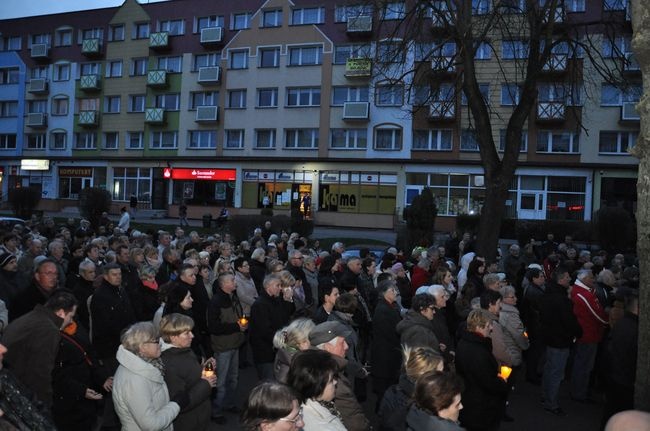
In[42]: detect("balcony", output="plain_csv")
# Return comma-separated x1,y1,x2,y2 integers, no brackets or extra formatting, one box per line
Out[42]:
344,58,372,78
431,10,452,29
621,102,639,121
542,54,568,73
429,101,455,120
81,38,102,56
27,78,48,94
347,15,372,33
198,66,221,85
149,32,169,50
543,6,565,24
342,102,370,121
30,43,49,59
431,56,455,72
195,106,218,122
78,110,100,127
26,113,47,128
145,107,165,124
80,74,101,91
537,101,565,121
623,52,640,73
200,27,223,45
147,70,168,87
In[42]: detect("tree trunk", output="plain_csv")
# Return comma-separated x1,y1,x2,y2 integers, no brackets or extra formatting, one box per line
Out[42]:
476,177,510,262
631,0,650,410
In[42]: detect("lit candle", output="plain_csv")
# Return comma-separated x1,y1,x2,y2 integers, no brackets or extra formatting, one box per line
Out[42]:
239,316,248,326
499,365,512,380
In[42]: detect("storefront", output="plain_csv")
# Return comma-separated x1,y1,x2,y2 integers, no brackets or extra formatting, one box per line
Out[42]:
318,171,397,215
167,167,236,206
242,170,314,213
58,166,93,199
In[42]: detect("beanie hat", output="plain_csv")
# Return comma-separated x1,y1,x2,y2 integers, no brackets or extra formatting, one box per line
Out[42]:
0,252,16,267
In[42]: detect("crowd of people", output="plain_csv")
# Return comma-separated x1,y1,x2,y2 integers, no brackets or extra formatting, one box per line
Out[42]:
0,214,642,431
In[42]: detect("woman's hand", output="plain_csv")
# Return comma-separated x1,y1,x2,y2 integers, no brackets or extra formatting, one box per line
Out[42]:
85,388,103,400
103,376,114,392
201,374,217,388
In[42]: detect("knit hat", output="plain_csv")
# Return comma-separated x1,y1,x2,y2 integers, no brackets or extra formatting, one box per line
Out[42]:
391,262,404,273
0,252,16,268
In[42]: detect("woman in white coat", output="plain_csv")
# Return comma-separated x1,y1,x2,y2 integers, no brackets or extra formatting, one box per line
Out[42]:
112,321,188,431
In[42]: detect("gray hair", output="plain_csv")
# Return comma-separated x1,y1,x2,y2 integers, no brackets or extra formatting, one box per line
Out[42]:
121,321,158,354
78,258,96,274
499,285,516,299
597,269,616,287
331,242,344,252
576,269,593,281
272,318,315,350
483,273,501,288
48,240,64,253
251,247,266,261
428,284,447,299
139,265,157,279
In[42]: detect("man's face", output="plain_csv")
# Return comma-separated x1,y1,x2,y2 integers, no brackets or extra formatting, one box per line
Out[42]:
2,259,17,273
348,259,362,275
180,269,197,286
80,265,97,282
220,276,236,294
290,254,304,267
31,241,43,256
117,248,129,265
104,269,122,287
35,262,58,291
558,272,572,288
160,235,171,246
329,336,348,358
581,273,595,288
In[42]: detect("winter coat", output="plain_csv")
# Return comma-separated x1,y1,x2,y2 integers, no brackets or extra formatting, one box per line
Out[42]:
90,279,137,360
371,299,402,380
273,347,297,384
249,260,266,293
71,276,95,331
455,330,509,430
249,290,293,364
539,281,583,348
410,266,430,292
396,310,440,352
498,303,529,366
130,281,161,322
406,405,465,431
8,280,51,322
330,353,370,431
487,312,514,367
571,280,608,343
0,369,57,430
377,373,414,431
112,345,180,431
207,287,245,352
235,271,258,315
160,343,212,431
301,398,347,431
606,312,638,389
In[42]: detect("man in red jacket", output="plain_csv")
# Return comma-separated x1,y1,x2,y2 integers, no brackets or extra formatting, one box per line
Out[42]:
570,269,608,402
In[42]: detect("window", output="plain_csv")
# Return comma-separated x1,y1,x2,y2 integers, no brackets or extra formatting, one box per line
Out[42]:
291,7,325,24
197,15,224,31
74,132,96,149
332,86,369,105
160,19,184,35
53,63,70,81
28,100,47,114
105,60,123,78
460,129,480,151
413,129,453,151
382,2,406,19
599,131,636,154
31,34,50,46
257,88,279,108
566,0,586,12
462,83,490,105
0,134,17,149
26,133,46,150
536,131,580,153
80,62,100,77
0,67,19,84
335,4,374,22
193,53,219,71
231,12,252,30
77,97,100,112
151,131,178,149
286,129,318,148
376,84,404,106
131,58,148,76
228,90,247,108
81,28,103,41
112,167,152,201
104,96,121,113
1,36,21,51
334,44,372,64
133,22,150,39
604,0,626,10
377,41,405,63
103,132,119,149
288,46,322,65
262,9,283,27
55,28,72,46
109,24,125,41
602,36,631,58
472,0,491,14
190,91,218,109
287,87,321,107
255,129,276,148
51,97,68,116
229,50,248,69
225,129,245,148
503,40,529,59
330,128,368,149
375,127,402,150
157,56,182,73
0,101,18,117
127,132,144,149
501,83,521,105
155,93,180,110
498,129,528,152
31,66,48,79
189,130,217,149
50,131,67,150
259,47,281,68
128,95,145,112
475,42,492,59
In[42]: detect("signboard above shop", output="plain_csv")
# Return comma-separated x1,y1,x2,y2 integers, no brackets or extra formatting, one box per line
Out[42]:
21,159,49,171
164,168,236,181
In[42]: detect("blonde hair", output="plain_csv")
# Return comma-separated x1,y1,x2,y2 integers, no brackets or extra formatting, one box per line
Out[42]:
273,318,315,350
403,346,444,381
467,309,492,331
159,313,195,343
278,270,296,288
121,322,158,354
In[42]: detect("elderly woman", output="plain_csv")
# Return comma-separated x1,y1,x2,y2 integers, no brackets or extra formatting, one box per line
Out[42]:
160,314,217,431
249,247,267,291
132,265,161,321
396,294,440,352
129,247,145,268
241,381,304,431
287,349,347,431
112,322,187,431
143,245,161,269
406,371,465,431
279,270,306,310
273,317,315,383
499,285,529,368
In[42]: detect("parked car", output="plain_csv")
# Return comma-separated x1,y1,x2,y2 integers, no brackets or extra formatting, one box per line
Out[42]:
0,217,28,232
342,246,386,263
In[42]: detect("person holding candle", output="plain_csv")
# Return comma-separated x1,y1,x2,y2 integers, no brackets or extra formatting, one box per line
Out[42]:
160,313,216,431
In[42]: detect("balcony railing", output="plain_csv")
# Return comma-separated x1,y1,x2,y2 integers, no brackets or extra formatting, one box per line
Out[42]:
78,110,99,127
542,54,568,72
431,56,455,72
80,74,101,91
149,32,169,49
147,70,168,87
81,38,102,56
145,108,165,124
429,101,455,119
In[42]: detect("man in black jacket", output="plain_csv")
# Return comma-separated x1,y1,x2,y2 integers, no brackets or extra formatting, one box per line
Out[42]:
539,266,582,416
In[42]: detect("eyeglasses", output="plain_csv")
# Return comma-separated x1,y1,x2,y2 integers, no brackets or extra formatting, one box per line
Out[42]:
279,408,303,424
144,338,160,344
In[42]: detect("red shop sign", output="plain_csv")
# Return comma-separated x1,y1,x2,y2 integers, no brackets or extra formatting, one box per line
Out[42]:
166,168,236,181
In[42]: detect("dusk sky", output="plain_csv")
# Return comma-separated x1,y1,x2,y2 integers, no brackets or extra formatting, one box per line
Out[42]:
0,0,168,20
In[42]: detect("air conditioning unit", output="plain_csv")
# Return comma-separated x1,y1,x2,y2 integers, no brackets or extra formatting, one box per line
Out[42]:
198,66,221,83
200,27,223,44
347,15,372,33
31,43,49,58
343,102,370,120
621,102,639,121
26,112,47,127
28,78,48,93
195,106,218,122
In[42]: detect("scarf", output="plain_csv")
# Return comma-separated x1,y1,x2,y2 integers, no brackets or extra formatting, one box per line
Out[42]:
317,399,343,421
138,354,165,377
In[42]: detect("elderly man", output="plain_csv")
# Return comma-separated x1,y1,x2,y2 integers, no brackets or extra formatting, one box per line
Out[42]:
47,240,68,289
286,250,312,308
10,258,59,321
16,238,43,278
311,321,371,431
71,259,97,331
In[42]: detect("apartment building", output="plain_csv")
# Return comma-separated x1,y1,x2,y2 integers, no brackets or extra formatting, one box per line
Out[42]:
0,0,639,229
